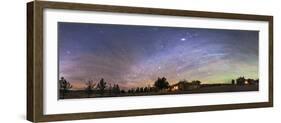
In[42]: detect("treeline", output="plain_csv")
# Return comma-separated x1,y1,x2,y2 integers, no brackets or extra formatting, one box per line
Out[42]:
59,76,258,99
231,76,259,85
59,77,171,98
59,77,122,99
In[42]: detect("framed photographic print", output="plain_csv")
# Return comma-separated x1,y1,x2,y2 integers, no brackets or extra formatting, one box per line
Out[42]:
27,1,273,122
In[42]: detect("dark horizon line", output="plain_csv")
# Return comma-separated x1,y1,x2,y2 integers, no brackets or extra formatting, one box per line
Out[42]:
61,76,259,90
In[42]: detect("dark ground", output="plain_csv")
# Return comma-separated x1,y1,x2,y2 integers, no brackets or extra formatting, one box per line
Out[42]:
60,84,258,99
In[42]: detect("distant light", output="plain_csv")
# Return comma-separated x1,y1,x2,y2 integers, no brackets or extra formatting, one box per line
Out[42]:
172,86,178,91
181,38,186,41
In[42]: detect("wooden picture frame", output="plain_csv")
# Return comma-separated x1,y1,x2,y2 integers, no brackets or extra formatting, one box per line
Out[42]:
27,1,273,122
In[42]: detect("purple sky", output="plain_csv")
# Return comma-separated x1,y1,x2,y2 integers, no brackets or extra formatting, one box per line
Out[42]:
58,22,259,90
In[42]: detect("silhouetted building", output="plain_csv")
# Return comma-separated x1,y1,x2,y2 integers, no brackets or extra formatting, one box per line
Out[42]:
246,79,259,85
236,77,259,85
170,80,201,91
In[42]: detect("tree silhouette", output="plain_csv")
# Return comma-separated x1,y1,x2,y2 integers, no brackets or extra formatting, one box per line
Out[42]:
136,87,140,93
108,83,112,95
85,80,96,98
154,77,170,91
149,87,153,92
59,77,72,99
130,88,135,94
191,80,201,85
236,77,246,85
97,78,107,95
144,87,148,93
140,87,144,93
112,84,120,95
255,79,259,85
128,89,132,93
231,79,235,85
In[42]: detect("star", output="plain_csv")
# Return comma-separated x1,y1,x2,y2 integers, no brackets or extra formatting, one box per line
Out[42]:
59,22,259,90
158,66,161,70
181,38,186,41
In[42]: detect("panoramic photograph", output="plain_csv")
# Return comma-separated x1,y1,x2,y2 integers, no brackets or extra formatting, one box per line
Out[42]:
58,22,259,99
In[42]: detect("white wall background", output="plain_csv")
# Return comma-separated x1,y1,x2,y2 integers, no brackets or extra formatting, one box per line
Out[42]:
0,0,280,123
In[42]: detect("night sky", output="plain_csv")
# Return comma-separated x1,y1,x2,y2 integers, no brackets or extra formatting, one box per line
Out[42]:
58,22,259,90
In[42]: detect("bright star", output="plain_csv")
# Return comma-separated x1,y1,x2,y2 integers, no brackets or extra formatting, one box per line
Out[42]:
181,38,186,41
